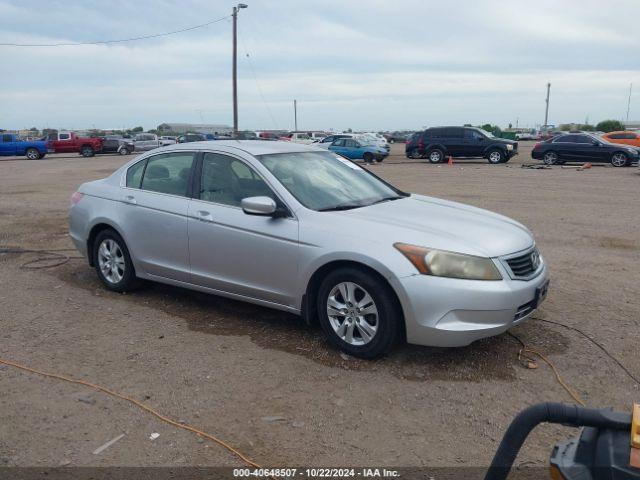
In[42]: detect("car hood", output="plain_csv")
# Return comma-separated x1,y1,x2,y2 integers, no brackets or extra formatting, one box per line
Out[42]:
332,194,533,258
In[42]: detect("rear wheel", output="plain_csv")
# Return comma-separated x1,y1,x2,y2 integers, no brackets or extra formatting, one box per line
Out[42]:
25,148,41,160
611,152,629,167
427,149,444,163
81,146,95,157
317,267,400,359
543,151,559,165
487,149,505,164
93,229,137,293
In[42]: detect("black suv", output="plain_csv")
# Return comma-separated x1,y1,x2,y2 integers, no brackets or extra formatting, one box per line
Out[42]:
405,126,518,164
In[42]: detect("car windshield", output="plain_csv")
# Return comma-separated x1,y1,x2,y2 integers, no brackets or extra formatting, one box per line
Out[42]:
257,151,406,211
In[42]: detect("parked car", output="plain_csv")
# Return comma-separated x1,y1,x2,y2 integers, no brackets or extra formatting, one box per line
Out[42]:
133,133,176,151
328,138,388,163
69,140,548,358
307,132,328,142
177,133,207,143
160,136,177,143
515,131,540,141
314,134,354,148
601,131,640,148
48,131,103,157
384,132,410,143
234,131,258,140
101,135,134,156
361,133,390,152
279,132,314,144
0,133,49,159
531,133,639,167
405,126,518,164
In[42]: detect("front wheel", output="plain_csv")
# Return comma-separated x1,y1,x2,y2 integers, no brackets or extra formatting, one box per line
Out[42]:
543,151,559,165
487,149,505,164
81,146,95,157
25,148,41,160
611,152,629,167
317,268,400,359
363,152,374,163
93,229,137,293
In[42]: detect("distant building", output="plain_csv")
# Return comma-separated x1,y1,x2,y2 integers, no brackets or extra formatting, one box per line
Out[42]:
157,123,233,135
624,121,640,131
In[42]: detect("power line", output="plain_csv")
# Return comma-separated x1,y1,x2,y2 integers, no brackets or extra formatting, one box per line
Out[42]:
238,31,279,130
0,15,231,47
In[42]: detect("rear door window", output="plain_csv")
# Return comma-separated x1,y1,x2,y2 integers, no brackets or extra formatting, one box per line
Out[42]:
140,152,195,197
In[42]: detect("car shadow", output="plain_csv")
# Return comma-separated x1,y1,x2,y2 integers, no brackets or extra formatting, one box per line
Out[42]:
55,263,569,383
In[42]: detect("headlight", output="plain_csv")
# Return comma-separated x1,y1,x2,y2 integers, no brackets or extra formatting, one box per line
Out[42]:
394,243,502,280
506,144,514,150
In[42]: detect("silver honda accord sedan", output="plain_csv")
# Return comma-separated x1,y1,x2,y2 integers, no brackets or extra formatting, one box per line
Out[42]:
69,141,549,358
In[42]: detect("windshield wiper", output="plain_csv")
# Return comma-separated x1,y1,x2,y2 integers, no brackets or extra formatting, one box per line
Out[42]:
369,195,405,205
318,203,365,212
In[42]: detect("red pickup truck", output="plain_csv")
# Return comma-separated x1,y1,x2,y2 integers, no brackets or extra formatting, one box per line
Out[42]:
47,132,103,157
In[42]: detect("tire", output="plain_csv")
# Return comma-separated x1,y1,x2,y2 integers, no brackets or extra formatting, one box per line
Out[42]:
118,147,129,156
487,149,505,164
611,152,629,167
409,149,423,159
543,151,559,165
317,267,400,359
25,148,41,160
427,148,444,163
363,152,374,163
93,229,137,293
389,139,395,144
81,146,95,157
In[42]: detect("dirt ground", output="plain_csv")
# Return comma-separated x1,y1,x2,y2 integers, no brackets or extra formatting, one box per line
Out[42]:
0,143,639,475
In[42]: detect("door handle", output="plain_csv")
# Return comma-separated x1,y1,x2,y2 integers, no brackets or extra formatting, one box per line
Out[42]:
196,210,213,222
123,195,137,205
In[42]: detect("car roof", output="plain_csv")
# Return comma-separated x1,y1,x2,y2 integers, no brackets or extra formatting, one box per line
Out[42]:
159,140,322,156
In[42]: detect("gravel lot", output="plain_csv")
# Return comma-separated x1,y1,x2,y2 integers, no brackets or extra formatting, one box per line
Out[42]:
1,142,638,474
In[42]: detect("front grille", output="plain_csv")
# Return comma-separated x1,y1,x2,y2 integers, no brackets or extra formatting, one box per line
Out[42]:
503,247,541,280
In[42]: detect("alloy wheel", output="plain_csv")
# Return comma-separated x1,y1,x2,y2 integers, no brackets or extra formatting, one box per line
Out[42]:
326,282,379,346
26,149,39,159
97,239,126,284
489,151,502,163
543,152,557,165
429,151,441,162
611,153,627,167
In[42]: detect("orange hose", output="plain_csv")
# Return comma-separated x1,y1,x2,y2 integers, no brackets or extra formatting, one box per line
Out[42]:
0,358,267,469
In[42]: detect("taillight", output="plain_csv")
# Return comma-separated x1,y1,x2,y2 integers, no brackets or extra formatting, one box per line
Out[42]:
70,192,84,205
418,138,425,149
533,142,541,149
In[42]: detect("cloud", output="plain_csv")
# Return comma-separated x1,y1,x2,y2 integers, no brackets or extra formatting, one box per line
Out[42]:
0,0,638,130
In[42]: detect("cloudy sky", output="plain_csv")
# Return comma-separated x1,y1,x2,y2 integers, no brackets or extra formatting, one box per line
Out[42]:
1,0,638,131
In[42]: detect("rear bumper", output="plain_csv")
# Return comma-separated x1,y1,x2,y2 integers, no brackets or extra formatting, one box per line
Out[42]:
390,263,549,347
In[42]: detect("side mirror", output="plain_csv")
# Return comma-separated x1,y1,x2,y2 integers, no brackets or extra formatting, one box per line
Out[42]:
241,196,277,216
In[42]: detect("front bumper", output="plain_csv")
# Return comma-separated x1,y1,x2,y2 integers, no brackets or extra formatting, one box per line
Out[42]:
390,263,549,347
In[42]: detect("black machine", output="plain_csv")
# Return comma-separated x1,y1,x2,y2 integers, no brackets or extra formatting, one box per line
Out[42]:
485,402,640,480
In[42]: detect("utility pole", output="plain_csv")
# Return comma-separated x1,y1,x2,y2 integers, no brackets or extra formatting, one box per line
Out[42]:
232,3,248,136
293,99,298,131
544,82,551,127
626,83,633,124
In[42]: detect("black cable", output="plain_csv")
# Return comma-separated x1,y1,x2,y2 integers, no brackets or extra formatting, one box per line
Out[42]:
532,317,640,386
0,246,83,269
0,15,230,47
